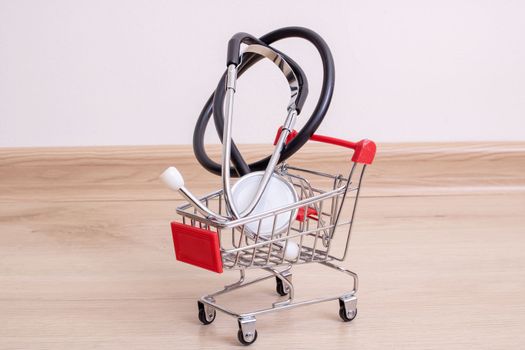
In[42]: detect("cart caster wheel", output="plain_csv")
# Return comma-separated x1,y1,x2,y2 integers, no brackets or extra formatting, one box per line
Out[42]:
238,317,257,345
237,329,258,346
338,297,357,322
197,301,215,325
275,276,289,296
339,306,357,322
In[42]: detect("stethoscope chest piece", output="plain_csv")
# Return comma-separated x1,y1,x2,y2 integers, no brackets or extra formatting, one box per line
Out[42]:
231,171,298,236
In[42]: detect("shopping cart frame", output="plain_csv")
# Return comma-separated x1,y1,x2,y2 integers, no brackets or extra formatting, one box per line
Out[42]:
170,131,376,345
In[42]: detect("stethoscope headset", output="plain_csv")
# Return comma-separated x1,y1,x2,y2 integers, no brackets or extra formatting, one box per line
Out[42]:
161,26,335,234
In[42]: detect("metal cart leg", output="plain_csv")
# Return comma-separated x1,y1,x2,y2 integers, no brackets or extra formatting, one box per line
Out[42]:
196,262,358,344
319,261,359,322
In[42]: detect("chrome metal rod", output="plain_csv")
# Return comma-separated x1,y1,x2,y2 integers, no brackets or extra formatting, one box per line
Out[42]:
198,262,357,319
178,186,228,222
221,64,240,219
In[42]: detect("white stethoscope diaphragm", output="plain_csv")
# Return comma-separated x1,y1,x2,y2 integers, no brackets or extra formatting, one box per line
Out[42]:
231,172,298,237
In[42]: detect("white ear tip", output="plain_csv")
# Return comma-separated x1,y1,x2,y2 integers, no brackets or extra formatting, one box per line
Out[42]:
160,166,185,191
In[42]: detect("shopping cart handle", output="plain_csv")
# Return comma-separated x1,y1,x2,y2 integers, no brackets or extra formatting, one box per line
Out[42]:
274,127,376,164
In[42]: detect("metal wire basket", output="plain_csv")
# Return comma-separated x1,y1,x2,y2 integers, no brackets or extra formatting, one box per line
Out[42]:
176,162,365,270
168,135,375,345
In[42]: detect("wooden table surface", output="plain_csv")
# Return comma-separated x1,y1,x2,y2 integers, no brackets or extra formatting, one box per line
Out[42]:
1,143,524,349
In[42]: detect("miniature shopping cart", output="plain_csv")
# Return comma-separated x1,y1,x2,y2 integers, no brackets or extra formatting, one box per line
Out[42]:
168,131,375,345
160,32,376,345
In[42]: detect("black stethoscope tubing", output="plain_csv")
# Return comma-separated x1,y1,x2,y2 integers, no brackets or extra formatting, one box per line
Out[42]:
192,26,335,177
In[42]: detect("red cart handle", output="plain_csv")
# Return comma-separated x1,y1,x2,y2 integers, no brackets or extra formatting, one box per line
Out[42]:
274,127,376,165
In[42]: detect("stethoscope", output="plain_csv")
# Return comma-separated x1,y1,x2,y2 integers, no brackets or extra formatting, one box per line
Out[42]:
161,26,335,235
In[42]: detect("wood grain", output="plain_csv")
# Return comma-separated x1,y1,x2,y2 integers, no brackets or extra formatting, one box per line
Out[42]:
1,142,524,202
1,143,524,349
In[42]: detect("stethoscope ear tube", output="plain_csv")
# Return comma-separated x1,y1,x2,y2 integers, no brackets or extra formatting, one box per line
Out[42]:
192,26,334,177
222,48,301,219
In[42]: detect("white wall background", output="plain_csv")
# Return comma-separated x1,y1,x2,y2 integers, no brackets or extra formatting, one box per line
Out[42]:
1,0,524,147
